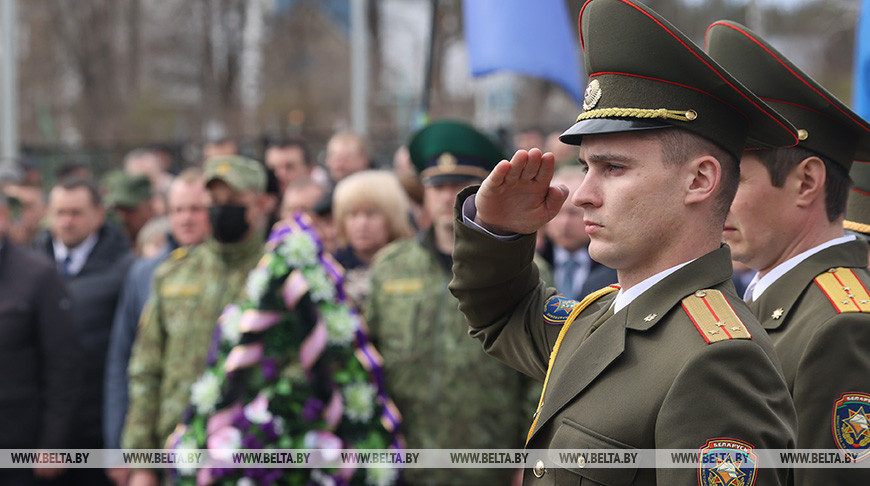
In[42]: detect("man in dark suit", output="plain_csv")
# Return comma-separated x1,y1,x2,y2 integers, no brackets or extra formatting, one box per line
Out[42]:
708,21,870,484
0,192,81,485
449,0,798,484
544,166,616,299
34,177,134,486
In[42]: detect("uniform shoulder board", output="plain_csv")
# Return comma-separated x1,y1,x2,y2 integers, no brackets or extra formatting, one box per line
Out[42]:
814,267,870,314
543,285,619,326
170,246,188,260
681,289,752,344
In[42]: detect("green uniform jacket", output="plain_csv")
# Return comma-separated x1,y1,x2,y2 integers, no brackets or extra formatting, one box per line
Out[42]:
123,235,264,450
749,240,870,485
366,228,550,486
449,187,797,485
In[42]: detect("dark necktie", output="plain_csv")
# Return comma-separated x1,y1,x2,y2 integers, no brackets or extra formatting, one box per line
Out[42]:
61,255,73,278
558,258,578,297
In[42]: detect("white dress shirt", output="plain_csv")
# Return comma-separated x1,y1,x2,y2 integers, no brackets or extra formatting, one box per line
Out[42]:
743,235,856,302
52,233,99,277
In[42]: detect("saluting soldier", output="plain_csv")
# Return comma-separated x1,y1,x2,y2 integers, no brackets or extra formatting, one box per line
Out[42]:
707,21,870,484
448,0,798,484
366,120,550,486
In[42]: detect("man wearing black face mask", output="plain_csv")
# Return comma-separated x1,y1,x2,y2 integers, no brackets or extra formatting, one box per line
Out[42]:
123,155,269,486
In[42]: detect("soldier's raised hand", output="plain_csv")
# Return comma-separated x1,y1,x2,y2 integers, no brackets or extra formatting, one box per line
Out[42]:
474,148,569,235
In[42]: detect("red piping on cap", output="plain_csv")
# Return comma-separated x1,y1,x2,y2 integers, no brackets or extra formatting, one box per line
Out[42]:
707,21,870,134
577,0,798,145
591,71,750,123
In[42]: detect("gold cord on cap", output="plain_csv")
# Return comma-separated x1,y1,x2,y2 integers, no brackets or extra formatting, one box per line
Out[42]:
577,107,698,123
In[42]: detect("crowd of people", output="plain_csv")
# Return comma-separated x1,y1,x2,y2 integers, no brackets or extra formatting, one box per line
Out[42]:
2,0,870,485
0,119,576,486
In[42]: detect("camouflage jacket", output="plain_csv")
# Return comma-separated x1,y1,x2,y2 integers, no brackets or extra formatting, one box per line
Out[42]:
365,228,551,485
122,234,264,450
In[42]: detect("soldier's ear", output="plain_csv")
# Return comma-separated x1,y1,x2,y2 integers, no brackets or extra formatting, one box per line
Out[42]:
793,156,826,209
684,155,721,207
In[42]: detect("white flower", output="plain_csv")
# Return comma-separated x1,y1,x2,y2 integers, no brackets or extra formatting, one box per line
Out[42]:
245,266,271,304
236,478,257,486
243,392,273,424
323,305,356,346
272,416,285,435
366,466,399,486
303,430,342,462
220,307,243,346
342,382,376,423
206,426,242,463
278,232,319,267
311,469,336,486
175,435,200,476
304,266,335,302
190,372,221,415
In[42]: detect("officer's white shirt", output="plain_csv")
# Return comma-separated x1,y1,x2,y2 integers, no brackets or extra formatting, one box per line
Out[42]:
743,234,856,302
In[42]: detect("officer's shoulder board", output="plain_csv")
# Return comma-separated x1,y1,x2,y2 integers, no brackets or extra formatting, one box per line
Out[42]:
814,267,870,314
681,289,752,344
543,285,619,325
170,246,188,261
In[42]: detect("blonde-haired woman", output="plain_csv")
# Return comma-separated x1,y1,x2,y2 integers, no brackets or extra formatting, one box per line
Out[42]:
333,170,413,311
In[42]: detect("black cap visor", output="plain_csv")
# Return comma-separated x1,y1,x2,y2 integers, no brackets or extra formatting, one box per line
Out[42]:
559,118,672,146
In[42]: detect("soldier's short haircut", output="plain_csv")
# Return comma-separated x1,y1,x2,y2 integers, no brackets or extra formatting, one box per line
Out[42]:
642,127,738,223
755,147,851,223
55,176,102,207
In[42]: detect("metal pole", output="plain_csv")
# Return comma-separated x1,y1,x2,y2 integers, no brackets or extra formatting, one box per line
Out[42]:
350,0,369,137
0,0,18,169
419,0,437,122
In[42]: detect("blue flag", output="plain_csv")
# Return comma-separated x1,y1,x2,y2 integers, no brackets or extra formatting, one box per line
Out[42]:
463,0,583,105
854,0,870,117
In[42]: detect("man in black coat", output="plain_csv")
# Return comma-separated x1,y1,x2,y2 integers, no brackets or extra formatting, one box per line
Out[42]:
0,192,81,485
33,177,134,486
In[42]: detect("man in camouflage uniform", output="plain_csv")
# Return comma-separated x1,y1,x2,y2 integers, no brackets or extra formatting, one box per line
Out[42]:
366,120,550,486
123,156,272,486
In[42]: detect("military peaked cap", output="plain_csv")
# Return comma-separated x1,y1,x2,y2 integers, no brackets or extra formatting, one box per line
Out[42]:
707,20,870,169
408,120,505,186
845,162,870,235
560,0,798,160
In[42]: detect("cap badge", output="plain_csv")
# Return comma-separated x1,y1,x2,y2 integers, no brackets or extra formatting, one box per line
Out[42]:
583,79,602,111
217,162,231,176
437,152,458,173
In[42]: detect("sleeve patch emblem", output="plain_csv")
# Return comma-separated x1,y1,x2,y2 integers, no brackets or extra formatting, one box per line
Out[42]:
832,392,870,463
698,438,757,486
543,295,579,326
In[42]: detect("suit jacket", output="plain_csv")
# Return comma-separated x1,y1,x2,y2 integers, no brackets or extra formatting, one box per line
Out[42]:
33,224,134,448
750,239,870,485
0,237,82,449
545,245,618,300
449,187,796,485
577,259,618,300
